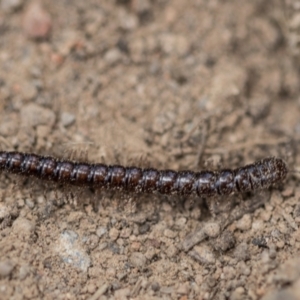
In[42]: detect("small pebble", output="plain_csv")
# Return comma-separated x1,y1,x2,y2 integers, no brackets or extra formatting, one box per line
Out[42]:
0,261,14,277
115,288,131,298
160,286,175,294
21,82,37,101
85,234,99,251
233,243,250,261
109,228,119,241
25,198,35,209
175,217,187,229
252,220,264,231
151,282,160,292
96,226,107,238
119,11,138,31
177,282,190,295
139,223,150,234
189,245,216,265
131,241,141,251
18,264,30,280
104,48,122,65
20,103,56,128
0,116,18,136
231,286,245,300
55,230,91,272
166,244,178,258
164,228,177,239
182,227,207,252
0,203,9,219
120,227,132,238
237,261,251,276
87,283,97,294
281,186,294,198
130,252,147,268
12,217,35,236
23,2,52,39
145,247,156,260
190,207,201,220
159,33,190,56
213,230,236,252
273,257,300,284
106,267,116,278
221,266,236,280
203,222,220,238
60,112,75,127
236,214,252,231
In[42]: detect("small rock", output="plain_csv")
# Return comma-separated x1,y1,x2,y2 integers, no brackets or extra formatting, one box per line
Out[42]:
96,226,107,238
60,112,75,127
160,286,175,294
182,227,207,252
55,230,91,272
85,234,99,251
21,82,37,101
104,48,122,65
0,203,9,219
213,230,236,252
130,252,147,268
282,186,294,198
190,206,201,220
164,228,177,239
237,261,251,276
231,286,245,300
131,241,141,251
12,217,35,236
145,247,156,260
119,11,138,31
0,116,18,136
20,103,56,128
233,243,250,261
151,282,160,292
159,33,190,56
139,223,150,234
222,266,236,280
115,287,131,298
0,260,14,277
177,282,190,295
175,217,187,229
106,267,116,278
120,227,132,238
166,244,178,258
273,257,300,284
252,220,264,231
236,214,252,231
23,2,52,39
203,222,220,238
189,245,215,265
86,282,97,294
19,264,30,280
109,228,119,241
25,198,35,209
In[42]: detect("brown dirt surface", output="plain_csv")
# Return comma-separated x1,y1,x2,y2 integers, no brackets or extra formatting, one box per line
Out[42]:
1,0,300,299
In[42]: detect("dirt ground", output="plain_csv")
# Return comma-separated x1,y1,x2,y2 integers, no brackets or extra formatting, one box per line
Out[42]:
1,0,300,299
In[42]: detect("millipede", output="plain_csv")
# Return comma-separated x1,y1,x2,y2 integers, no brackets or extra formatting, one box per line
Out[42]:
0,151,288,197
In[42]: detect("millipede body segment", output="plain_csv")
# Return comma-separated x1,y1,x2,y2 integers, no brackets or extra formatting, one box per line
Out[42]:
0,151,288,197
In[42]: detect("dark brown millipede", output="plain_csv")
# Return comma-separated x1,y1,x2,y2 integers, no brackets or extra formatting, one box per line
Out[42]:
0,151,288,197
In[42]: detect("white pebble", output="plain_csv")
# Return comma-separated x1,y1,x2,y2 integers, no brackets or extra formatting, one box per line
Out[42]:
0,261,14,277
